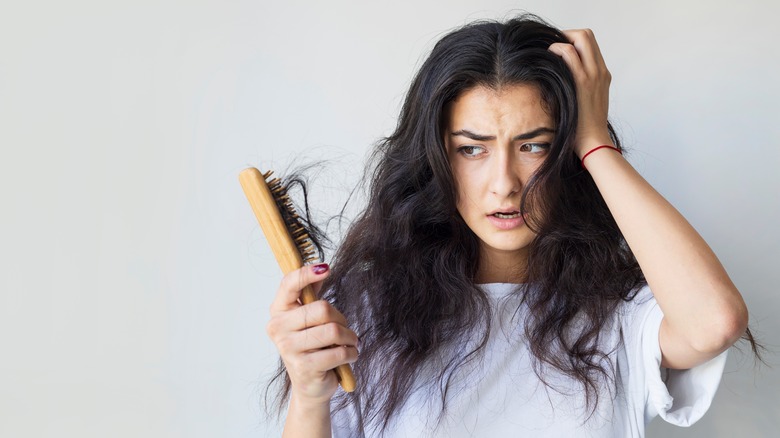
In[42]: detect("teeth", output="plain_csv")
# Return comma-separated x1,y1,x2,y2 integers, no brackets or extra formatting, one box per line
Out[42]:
494,212,520,219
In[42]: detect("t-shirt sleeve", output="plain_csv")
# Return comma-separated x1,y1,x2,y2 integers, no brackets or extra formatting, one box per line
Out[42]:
622,286,728,427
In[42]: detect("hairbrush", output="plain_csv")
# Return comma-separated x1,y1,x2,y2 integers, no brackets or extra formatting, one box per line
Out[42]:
238,167,357,392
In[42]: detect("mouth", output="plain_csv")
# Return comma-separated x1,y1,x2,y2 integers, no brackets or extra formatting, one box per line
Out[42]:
491,211,521,219
486,210,525,230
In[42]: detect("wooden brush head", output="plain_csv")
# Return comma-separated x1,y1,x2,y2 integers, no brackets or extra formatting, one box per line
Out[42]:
263,171,319,265
238,167,320,274
239,167,357,393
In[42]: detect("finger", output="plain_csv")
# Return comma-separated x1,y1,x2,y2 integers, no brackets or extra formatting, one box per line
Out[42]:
267,299,349,336
548,42,586,81
296,321,359,352
270,263,330,313
562,29,607,76
303,345,359,371
273,321,357,359
310,277,325,296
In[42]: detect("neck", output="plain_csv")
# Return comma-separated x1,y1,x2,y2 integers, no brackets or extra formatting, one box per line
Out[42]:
476,246,528,283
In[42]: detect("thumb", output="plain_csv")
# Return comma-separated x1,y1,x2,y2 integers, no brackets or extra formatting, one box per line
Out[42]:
270,263,330,313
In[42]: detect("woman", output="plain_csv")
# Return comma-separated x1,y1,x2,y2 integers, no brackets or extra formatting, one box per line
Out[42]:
265,15,756,437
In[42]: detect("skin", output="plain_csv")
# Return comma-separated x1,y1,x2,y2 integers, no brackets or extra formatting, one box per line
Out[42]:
548,29,747,370
445,84,553,284
266,264,357,438
268,28,749,437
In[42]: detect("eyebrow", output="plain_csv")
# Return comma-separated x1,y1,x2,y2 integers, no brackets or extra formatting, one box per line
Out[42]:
450,127,556,141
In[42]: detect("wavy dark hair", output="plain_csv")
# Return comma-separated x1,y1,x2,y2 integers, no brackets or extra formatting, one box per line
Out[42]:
266,13,762,435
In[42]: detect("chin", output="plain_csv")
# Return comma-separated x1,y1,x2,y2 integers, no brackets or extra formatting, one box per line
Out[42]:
482,238,533,254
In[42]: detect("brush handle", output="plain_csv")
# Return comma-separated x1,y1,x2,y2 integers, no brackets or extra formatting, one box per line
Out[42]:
239,167,357,392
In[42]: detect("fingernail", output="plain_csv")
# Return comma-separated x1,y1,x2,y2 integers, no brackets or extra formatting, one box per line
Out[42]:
311,263,329,275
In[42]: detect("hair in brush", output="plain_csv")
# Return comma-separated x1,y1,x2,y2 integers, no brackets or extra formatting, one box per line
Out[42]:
239,167,357,409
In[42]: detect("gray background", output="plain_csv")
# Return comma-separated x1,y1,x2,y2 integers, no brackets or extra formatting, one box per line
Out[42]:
1,0,778,437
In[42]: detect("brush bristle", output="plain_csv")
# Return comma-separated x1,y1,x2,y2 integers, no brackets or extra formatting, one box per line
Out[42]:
263,170,320,265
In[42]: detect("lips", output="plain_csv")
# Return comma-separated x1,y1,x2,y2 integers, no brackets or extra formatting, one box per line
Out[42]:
492,211,521,219
486,209,525,230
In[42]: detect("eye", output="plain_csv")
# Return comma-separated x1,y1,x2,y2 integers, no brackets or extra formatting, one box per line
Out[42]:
457,145,486,158
519,143,550,154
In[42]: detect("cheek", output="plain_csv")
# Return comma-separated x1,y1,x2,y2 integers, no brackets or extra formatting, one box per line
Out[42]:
452,180,466,213
451,173,471,215
451,161,487,215
454,181,481,219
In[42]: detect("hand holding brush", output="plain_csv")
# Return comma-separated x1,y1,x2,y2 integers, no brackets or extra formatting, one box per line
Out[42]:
239,168,358,395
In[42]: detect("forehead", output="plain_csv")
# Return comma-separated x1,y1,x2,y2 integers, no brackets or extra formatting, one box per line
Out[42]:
446,84,552,131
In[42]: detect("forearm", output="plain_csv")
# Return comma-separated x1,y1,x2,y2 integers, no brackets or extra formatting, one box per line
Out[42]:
283,394,332,438
548,28,747,368
584,148,748,363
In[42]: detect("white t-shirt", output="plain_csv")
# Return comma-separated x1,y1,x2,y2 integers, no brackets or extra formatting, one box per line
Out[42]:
332,284,727,437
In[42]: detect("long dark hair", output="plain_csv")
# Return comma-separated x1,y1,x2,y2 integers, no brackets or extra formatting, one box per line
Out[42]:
267,13,761,434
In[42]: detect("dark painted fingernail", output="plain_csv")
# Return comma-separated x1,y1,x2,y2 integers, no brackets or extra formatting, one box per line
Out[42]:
311,263,329,275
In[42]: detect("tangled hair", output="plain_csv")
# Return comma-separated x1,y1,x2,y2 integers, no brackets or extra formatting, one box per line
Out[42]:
266,13,762,435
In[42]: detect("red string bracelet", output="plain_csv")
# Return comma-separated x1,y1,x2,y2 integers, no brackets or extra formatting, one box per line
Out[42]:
581,145,622,169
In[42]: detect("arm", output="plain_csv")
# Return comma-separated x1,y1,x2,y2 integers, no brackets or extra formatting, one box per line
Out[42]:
265,264,359,437
284,395,333,438
549,30,748,370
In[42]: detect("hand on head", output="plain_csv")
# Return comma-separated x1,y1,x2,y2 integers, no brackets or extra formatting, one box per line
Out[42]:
549,29,614,158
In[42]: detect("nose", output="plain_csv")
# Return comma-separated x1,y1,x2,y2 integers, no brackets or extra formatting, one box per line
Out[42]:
488,150,521,197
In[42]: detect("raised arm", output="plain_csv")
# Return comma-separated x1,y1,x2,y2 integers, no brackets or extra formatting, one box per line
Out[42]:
549,29,748,369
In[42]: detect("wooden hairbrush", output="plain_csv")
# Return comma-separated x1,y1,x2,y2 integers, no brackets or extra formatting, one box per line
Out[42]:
238,167,357,392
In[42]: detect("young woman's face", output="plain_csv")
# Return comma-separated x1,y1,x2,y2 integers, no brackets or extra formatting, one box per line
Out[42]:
445,84,554,273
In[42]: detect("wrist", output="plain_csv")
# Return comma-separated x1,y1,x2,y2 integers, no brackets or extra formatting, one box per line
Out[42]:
575,131,614,159
290,391,333,410
578,142,614,157
285,393,332,438
580,144,626,172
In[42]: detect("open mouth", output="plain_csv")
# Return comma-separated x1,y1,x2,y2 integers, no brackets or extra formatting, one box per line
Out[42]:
486,210,526,230
492,211,521,219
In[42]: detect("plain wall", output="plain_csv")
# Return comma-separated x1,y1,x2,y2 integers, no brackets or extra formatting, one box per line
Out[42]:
1,0,778,436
